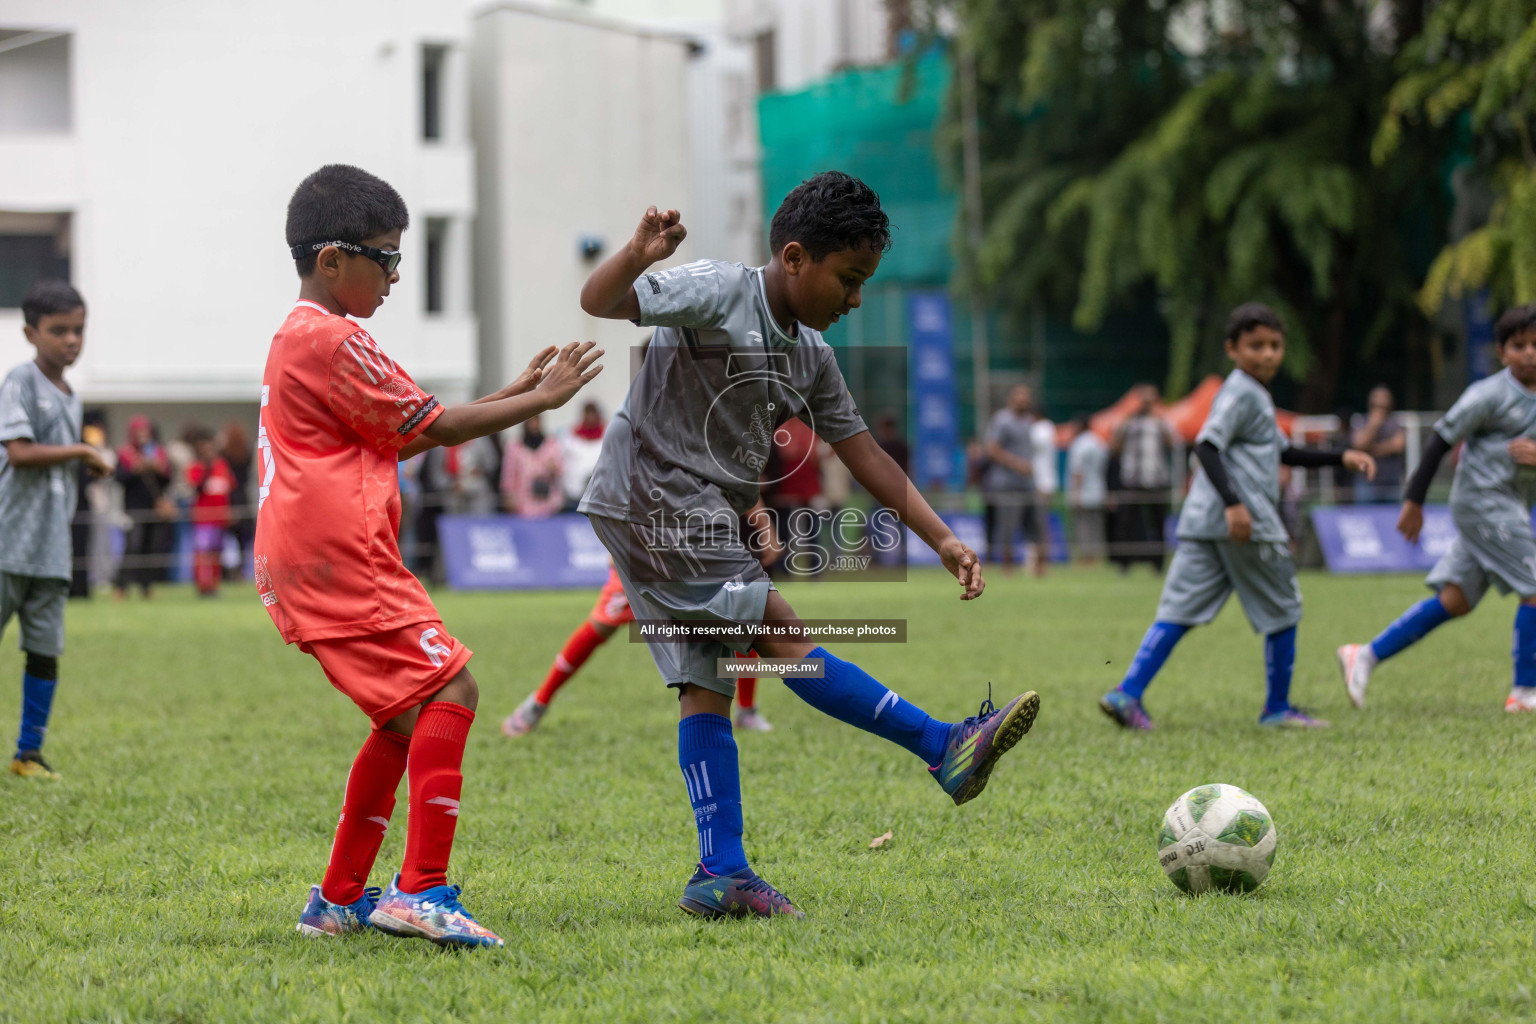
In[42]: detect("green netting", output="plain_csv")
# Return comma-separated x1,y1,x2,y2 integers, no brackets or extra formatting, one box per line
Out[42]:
758,54,956,286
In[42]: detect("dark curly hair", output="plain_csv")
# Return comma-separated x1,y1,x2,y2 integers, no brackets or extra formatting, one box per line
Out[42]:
286,164,409,277
21,278,85,327
768,170,892,261
1495,304,1536,347
1225,302,1285,343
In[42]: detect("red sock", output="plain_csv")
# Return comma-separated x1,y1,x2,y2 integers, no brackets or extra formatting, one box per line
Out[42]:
534,621,607,705
736,676,757,710
400,702,474,894
321,728,410,905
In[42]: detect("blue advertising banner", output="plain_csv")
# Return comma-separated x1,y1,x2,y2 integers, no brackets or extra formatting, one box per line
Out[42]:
1311,505,1463,573
908,291,960,490
438,514,612,590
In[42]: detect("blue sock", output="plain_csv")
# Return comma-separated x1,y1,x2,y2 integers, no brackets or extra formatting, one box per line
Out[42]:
783,647,951,766
17,672,57,756
1513,606,1536,690
678,713,747,876
1369,596,1452,662
1263,626,1297,715
1117,622,1189,699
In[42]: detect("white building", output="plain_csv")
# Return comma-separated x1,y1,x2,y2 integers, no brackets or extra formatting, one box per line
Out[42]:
0,3,477,439
470,1,701,418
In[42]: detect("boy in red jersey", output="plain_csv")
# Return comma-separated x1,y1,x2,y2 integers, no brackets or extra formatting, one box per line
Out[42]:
257,164,601,948
184,426,234,596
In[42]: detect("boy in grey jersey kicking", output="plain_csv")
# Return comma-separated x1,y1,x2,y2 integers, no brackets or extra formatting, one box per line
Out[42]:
1339,305,1536,712
1100,303,1375,730
578,172,1038,919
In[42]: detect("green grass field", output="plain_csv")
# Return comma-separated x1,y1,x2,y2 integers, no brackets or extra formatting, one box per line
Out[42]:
3,567,1535,1023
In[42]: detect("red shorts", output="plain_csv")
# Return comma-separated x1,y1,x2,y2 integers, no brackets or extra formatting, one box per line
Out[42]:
590,569,634,630
301,620,473,727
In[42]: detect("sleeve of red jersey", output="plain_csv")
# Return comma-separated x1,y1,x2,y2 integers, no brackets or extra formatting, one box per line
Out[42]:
325,331,444,452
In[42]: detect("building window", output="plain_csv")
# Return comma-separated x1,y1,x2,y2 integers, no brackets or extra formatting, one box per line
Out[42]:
425,218,448,314
0,30,71,132
0,212,70,307
753,30,776,93
421,44,447,141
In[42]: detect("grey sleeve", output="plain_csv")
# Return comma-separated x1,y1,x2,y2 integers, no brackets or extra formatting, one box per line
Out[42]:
632,260,729,330
0,373,35,444
804,349,868,444
1196,385,1255,451
1434,384,1495,446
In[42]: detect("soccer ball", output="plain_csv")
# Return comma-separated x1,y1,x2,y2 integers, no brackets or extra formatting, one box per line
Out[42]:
1157,784,1277,894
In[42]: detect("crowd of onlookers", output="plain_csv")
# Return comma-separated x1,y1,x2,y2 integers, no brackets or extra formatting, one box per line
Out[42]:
70,386,1417,592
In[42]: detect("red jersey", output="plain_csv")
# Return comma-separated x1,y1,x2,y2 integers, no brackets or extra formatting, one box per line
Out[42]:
186,457,235,528
253,301,444,644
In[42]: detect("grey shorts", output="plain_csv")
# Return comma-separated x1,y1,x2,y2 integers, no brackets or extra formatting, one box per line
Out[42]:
1427,520,1536,610
0,573,68,657
1155,539,1302,636
587,514,774,698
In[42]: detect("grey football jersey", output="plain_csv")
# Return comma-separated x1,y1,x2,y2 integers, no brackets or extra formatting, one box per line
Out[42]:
1178,369,1289,542
1434,368,1536,525
579,260,868,526
0,362,83,580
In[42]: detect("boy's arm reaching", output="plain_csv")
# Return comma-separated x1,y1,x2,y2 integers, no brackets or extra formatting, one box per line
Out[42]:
4,439,109,476
418,342,603,450
580,207,688,321
831,430,984,600
1397,432,1454,543
398,346,563,460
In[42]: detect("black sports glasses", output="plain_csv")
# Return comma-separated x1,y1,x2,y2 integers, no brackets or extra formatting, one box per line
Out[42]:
289,239,402,275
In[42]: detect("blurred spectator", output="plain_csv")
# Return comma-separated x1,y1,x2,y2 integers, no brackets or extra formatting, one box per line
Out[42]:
1029,409,1057,577
1111,384,1174,572
444,436,500,516
763,417,821,576
113,415,172,598
502,415,564,518
983,384,1036,571
1066,419,1109,564
413,445,449,581
874,411,909,472
560,401,606,510
70,412,111,598
221,421,254,579
1350,385,1407,502
184,425,235,596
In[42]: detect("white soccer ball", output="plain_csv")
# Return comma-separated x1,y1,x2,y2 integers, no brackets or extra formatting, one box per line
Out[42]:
1157,784,1277,894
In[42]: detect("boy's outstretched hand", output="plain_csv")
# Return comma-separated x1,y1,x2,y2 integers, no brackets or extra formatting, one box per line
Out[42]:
628,207,687,265
1510,438,1536,467
1342,448,1378,479
1398,500,1424,544
939,536,986,600
1225,503,1253,543
535,341,604,410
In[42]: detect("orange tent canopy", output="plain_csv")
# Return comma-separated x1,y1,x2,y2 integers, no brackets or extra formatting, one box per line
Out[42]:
1083,376,1298,445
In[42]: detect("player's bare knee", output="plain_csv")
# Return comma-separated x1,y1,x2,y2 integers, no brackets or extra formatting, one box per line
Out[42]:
1439,586,1471,617
430,668,479,712
678,682,731,719
24,652,58,680
591,618,618,639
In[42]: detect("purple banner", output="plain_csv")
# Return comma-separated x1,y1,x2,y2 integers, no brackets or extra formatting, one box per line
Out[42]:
1310,505,1462,573
438,514,612,590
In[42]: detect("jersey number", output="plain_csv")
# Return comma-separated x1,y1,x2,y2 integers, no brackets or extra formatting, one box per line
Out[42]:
420,628,452,668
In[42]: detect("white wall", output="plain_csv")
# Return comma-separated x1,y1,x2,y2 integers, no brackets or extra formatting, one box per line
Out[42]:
0,1,477,412
726,0,890,91
472,2,696,426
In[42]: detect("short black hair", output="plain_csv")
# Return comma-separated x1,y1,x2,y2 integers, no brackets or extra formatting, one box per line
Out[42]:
286,164,409,276
768,170,892,261
22,278,85,327
1495,304,1536,347
1225,302,1285,343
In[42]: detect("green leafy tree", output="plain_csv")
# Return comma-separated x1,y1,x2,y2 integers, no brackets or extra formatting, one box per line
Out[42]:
937,0,1447,410
1375,0,1536,314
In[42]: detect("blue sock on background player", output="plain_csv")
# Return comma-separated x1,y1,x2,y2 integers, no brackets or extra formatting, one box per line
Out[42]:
1513,605,1536,690
1117,622,1189,699
783,647,951,766
679,713,747,876
1263,626,1297,715
16,654,58,756
1369,596,1452,662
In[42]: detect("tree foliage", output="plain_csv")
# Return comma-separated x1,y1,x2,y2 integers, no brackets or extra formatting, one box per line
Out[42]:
933,0,1463,410
1375,0,1536,313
